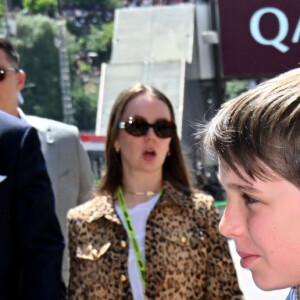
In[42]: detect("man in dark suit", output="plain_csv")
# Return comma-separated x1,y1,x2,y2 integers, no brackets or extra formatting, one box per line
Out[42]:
0,37,94,285
0,109,64,299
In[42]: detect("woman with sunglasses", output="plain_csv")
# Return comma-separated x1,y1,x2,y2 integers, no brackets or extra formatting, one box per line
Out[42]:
67,83,243,299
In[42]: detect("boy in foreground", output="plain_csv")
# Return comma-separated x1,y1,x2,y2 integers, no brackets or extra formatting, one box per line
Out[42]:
201,68,300,300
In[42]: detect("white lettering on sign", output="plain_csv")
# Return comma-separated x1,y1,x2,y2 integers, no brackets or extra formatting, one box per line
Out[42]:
250,7,289,53
250,7,300,53
292,19,300,43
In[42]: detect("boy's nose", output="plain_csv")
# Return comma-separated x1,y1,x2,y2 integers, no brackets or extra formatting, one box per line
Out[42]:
219,202,245,239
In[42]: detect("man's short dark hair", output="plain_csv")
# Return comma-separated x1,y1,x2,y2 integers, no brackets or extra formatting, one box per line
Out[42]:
0,38,19,67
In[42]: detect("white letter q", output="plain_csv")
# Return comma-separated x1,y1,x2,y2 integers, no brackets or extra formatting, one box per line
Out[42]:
250,7,289,53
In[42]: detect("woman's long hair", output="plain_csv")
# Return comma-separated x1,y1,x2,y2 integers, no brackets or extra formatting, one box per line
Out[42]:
98,83,192,196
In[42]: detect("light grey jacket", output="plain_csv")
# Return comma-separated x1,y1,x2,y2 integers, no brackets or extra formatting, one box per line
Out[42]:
19,110,94,284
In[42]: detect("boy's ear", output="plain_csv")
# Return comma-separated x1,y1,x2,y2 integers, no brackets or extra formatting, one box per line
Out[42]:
17,70,26,91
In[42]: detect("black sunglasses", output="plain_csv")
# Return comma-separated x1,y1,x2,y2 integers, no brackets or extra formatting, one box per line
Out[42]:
0,67,19,82
119,116,176,138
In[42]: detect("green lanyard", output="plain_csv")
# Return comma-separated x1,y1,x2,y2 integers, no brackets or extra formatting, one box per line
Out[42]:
117,186,147,290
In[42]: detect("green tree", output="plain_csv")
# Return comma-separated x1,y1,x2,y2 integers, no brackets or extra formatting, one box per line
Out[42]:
72,78,98,130
13,14,63,120
59,0,123,10
65,22,114,130
12,0,23,8
225,80,250,101
23,0,57,16
86,23,113,63
9,1,117,130
0,4,3,35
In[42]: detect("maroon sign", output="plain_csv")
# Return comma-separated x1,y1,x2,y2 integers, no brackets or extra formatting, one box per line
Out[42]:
218,0,300,77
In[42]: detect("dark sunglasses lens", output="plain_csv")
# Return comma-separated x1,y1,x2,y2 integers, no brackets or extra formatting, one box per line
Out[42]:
155,120,176,138
126,118,149,136
0,69,5,81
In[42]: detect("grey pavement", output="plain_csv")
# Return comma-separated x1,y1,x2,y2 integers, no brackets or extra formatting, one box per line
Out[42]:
228,239,289,300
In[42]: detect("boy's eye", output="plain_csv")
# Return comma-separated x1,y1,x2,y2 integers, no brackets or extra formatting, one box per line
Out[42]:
242,193,259,205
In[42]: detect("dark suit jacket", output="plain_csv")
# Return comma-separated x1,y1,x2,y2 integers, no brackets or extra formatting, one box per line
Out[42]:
0,110,64,299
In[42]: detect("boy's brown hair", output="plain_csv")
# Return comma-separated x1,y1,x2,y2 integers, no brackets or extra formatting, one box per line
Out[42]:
201,68,300,187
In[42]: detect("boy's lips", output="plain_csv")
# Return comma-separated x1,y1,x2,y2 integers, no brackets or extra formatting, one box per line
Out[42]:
237,250,260,269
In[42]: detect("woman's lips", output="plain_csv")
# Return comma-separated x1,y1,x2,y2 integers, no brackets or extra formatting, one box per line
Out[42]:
237,251,260,269
143,148,156,160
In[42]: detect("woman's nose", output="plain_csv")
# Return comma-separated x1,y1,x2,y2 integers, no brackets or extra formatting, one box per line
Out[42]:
145,127,156,138
219,201,245,239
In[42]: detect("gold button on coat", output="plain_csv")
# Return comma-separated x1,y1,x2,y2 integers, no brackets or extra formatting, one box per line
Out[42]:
121,240,127,248
91,249,98,258
181,236,187,243
120,274,127,282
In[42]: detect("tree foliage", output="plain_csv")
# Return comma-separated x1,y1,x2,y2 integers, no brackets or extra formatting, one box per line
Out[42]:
65,20,113,128
8,0,119,129
23,0,58,16
12,15,63,120
11,0,23,9
59,0,123,10
86,23,113,60
71,78,98,130
225,80,250,101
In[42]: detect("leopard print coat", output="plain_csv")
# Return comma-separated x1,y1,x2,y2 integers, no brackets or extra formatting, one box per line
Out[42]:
67,181,243,299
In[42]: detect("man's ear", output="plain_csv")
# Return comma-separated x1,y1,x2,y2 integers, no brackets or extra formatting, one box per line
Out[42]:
17,70,26,91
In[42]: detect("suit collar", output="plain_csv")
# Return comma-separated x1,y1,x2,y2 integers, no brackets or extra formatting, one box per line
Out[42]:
18,108,56,144
0,175,7,183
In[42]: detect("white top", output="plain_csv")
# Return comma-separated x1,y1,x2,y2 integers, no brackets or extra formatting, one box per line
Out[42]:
116,194,160,300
